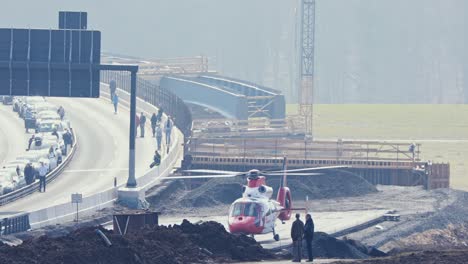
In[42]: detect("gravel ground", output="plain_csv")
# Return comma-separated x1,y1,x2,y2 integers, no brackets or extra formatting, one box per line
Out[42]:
151,184,468,254
332,186,468,252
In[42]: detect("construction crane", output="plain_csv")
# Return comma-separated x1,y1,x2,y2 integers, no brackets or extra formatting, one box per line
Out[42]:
299,0,315,137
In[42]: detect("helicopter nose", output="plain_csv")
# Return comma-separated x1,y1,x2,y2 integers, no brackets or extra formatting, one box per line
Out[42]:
229,216,262,234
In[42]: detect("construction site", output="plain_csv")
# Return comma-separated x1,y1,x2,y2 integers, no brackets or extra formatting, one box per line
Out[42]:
0,1,467,264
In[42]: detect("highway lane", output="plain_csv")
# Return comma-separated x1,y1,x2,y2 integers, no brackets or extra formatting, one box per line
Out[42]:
0,96,157,216
0,104,29,165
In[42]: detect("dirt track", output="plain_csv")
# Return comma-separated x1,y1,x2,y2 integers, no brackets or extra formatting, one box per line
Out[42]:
331,250,468,264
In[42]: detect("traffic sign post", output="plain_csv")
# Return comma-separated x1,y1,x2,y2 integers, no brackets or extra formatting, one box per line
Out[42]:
71,193,83,222
0,28,101,97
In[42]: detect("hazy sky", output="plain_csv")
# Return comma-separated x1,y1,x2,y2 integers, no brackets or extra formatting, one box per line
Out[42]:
1,0,467,103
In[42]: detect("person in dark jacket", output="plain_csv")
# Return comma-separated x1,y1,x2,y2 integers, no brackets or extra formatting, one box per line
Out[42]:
62,128,73,155
150,113,158,137
291,213,304,262
24,162,35,185
26,134,35,151
57,106,65,120
150,150,161,168
304,213,315,262
51,128,59,140
156,108,163,123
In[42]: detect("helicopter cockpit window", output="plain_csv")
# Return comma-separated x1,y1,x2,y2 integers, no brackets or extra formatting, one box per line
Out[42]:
231,203,243,217
243,203,259,217
230,202,261,217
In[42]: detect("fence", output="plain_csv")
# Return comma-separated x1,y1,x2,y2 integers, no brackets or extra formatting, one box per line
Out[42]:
100,71,192,140
0,214,30,235
187,138,421,163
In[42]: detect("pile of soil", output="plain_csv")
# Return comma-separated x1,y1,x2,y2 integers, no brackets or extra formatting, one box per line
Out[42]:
282,232,386,260
148,172,377,212
0,220,276,264
387,223,468,254
331,250,468,264
314,233,387,259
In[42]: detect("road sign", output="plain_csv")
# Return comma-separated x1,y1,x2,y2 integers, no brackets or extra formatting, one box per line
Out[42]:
71,193,82,222
0,28,100,97
59,11,87,30
71,193,83,204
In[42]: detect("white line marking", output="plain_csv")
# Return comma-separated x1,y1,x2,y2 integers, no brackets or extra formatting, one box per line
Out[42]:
63,168,128,173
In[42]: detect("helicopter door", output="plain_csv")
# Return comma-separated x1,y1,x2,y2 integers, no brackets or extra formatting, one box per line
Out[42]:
243,202,263,227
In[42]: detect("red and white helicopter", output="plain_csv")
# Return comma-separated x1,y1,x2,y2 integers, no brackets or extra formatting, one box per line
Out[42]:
166,158,345,241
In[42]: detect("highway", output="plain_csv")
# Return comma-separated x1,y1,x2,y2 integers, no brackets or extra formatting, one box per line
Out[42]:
0,104,29,165
0,96,158,217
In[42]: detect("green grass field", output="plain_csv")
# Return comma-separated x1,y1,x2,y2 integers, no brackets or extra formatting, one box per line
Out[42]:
287,104,468,191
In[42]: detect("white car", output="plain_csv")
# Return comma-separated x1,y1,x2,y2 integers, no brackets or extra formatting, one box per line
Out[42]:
19,97,46,117
0,168,25,194
32,102,59,115
36,119,69,134
35,110,61,123
16,150,49,164
0,178,15,195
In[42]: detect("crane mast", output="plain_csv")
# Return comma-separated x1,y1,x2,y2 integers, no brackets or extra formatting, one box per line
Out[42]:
299,0,316,137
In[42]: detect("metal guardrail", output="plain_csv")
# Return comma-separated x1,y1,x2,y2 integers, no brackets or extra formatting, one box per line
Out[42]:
0,213,30,235
330,216,385,238
0,139,78,206
100,71,193,140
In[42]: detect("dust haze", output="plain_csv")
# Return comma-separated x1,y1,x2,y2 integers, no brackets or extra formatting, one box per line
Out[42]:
1,0,466,103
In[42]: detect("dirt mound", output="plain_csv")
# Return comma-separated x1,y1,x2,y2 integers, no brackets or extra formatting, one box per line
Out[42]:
0,220,276,264
281,232,386,260
386,223,468,254
331,250,468,264
148,173,377,212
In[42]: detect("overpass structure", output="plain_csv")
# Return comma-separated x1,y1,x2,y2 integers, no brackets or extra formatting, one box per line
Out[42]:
160,75,286,120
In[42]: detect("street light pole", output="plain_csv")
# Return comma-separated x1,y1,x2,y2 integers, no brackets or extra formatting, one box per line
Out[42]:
127,70,137,187
98,64,145,208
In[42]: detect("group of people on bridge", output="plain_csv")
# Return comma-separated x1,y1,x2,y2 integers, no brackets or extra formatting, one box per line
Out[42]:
111,88,173,169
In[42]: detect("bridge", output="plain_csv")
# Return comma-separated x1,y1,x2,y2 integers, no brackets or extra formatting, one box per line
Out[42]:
160,75,286,120
0,12,450,242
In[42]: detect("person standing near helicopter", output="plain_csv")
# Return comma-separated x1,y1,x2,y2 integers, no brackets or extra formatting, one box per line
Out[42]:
304,213,315,262
291,213,304,262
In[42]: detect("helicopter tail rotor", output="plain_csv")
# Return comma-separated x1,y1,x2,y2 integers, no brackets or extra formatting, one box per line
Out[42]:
277,186,292,221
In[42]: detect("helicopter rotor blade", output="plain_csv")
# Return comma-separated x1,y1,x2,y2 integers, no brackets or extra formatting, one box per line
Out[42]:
162,174,240,180
269,165,349,173
181,169,243,175
264,172,323,176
